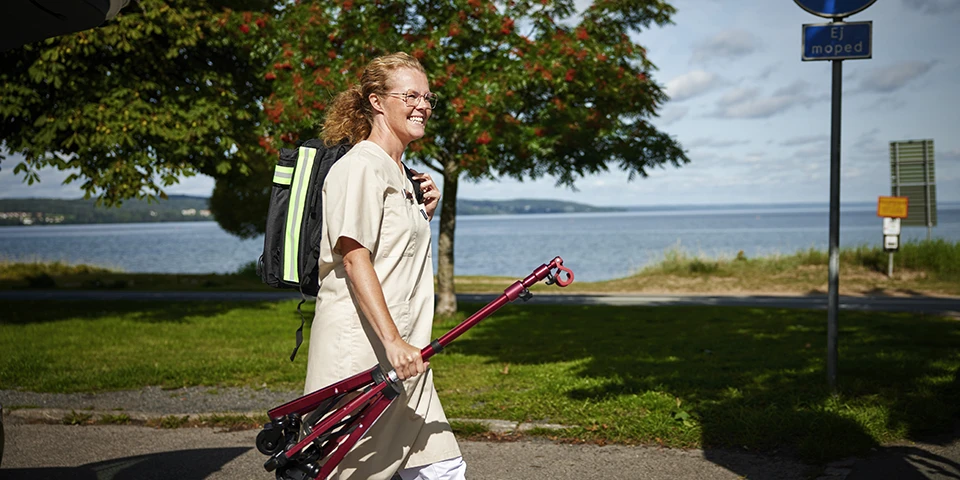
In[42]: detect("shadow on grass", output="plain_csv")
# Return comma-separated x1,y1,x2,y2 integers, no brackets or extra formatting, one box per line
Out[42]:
446,303,960,473
1,447,250,479
0,299,283,325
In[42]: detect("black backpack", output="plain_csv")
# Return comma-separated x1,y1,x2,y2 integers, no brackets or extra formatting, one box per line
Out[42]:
257,138,424,360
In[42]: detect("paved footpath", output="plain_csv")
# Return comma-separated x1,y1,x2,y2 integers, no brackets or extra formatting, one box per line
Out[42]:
1,422,818,480
3,387,960,480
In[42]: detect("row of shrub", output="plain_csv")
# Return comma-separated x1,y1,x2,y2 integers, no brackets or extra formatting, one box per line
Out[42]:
648,239,960,281
796,239,959,279
0,260,115,279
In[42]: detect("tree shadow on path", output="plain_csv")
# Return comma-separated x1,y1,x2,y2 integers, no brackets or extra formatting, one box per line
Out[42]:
1,447,250,480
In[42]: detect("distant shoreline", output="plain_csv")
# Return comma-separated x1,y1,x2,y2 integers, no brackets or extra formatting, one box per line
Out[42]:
2,196,958,227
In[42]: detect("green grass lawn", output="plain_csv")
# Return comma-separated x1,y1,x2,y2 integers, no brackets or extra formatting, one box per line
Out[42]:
1,299,957,462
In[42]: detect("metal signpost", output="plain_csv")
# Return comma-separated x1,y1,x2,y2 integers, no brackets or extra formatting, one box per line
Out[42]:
890,139,937,239
795,0,876,391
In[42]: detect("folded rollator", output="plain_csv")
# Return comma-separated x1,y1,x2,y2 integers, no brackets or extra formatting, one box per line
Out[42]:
256,257,575,480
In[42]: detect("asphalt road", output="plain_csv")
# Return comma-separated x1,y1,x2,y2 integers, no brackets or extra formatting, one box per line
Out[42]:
3,420,959,480
0,422,817,480
1,290,958,315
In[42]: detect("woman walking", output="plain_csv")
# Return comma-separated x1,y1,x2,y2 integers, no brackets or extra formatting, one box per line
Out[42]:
304,52,465,480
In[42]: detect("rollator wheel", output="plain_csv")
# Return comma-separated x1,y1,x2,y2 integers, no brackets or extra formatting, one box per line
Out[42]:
277,458,321,480
257,427,285,456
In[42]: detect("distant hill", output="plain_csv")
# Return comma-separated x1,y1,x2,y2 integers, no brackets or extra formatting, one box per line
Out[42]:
0,196,619,226
0,195,211,226
455,198,623,215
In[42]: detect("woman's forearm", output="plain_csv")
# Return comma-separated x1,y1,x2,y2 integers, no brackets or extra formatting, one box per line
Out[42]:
339,236,426,380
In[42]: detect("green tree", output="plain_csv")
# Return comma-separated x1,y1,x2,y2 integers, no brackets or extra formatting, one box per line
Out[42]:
0,0,275,205
1,0,689,316
256,0,689,314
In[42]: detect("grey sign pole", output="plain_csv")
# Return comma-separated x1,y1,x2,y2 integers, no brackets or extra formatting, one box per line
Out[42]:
893,144,900,278
796,0,876,392
826,36,841,392
923,145,932,240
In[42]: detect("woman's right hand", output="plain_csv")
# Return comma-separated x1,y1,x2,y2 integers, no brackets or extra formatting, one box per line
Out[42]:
384,338,428,381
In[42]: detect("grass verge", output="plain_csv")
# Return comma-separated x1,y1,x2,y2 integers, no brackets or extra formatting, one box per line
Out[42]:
591,239,960,296
1,300,958,462
41,411,269,430
0,260,266,291
3,240,958,296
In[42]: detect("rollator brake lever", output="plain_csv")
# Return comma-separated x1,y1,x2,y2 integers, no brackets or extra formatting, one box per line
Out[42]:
554,264,573,286
545,262,574,287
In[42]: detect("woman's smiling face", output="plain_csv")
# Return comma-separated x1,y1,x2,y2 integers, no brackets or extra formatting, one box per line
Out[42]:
379,67,432,146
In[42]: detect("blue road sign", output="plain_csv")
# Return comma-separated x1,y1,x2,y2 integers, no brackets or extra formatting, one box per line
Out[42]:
794,0,877,18
802,21,872,61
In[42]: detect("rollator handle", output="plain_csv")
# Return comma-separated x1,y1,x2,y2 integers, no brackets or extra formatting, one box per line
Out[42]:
545,257,574,287
421,256,574,361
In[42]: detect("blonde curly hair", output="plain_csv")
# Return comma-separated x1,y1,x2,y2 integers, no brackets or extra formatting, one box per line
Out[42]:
321,52,427,147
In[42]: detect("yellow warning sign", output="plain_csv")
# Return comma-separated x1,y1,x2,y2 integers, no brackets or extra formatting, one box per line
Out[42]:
877,196,909,218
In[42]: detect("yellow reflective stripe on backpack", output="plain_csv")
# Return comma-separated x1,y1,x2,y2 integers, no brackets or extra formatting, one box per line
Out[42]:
273,165,294,186
282,147,317,284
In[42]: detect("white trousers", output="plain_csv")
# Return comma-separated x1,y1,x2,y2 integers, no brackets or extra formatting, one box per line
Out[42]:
396,456,466,480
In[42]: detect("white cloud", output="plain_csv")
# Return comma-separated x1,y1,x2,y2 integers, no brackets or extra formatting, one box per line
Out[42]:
860,96,909,112
773,80,811,96
739,151,768,165
716,87,756,107
165,175,216,197
780,135,828,147
901,0,960,14
686,137,750,149
654,105,689,126
942,148,960,162
852,130,887,156
792,145,827,159
691,29,759,64
858,61,936,93
712,85,812,119
664,70,722,102
755,64,778,81
938,149,960,182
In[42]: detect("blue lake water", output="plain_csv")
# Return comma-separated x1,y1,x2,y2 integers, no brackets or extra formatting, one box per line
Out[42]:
1,203,959,282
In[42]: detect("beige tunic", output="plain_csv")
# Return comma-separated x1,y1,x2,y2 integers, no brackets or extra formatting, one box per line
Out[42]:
304,141,461,479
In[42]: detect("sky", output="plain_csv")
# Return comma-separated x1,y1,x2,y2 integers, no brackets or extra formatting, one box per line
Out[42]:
1,0,958,207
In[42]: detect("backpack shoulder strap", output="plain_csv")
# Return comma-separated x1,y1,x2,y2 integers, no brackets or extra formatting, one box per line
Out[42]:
403,164,425,205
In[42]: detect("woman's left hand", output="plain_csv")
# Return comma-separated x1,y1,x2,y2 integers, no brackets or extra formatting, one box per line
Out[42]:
410,169,440,220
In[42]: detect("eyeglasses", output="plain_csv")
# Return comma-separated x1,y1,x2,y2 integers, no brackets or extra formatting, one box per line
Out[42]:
384,91,439,109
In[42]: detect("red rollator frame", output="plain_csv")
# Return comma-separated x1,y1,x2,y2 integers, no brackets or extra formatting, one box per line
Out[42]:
256,257,574,480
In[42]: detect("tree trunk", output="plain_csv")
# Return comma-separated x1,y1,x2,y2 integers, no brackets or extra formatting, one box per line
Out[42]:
435,157,459,317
